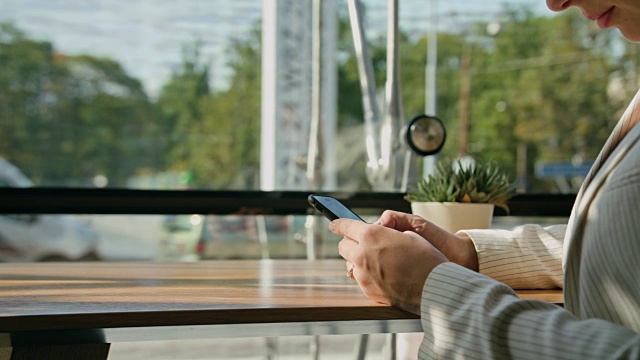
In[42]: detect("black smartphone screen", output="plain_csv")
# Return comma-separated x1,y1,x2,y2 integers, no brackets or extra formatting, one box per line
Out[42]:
308,195,365,222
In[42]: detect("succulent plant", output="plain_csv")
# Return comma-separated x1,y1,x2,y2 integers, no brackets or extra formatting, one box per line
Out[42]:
404,159,514,212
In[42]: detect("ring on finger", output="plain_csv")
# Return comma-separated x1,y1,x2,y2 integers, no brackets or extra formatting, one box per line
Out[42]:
347,264,356,280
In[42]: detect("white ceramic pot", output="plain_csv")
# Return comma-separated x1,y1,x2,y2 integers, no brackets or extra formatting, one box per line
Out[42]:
410,202,495,233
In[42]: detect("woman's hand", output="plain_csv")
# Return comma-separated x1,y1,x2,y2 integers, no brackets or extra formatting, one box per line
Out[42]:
330,219,448,315
376,210,479,272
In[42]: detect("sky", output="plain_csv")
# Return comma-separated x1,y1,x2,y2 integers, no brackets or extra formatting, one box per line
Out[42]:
1,0,553,98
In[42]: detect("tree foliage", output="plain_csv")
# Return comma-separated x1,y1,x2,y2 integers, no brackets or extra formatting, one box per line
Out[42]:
467,9,618,191
155,29,262,189
1,4,638,192
0,23,156,186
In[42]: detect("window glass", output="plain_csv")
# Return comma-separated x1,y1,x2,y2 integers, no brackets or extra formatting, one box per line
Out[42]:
0,4,593,358
1,0,636,193
0,213,563,263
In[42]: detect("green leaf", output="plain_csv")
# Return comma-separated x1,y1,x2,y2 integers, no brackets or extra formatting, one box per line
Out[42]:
405,158,514,212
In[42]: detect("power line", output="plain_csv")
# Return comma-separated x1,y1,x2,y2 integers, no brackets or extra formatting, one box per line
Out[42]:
476,47,640,74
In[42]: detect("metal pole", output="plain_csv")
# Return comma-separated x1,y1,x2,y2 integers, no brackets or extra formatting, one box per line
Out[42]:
347,0,405,191
423,0,438,179
425,0,438,117
347,0,382,180
459,41,472,157
306,0,323,189
382,0,405,190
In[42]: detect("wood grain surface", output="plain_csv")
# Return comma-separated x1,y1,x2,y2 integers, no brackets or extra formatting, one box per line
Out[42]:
0,260,562,333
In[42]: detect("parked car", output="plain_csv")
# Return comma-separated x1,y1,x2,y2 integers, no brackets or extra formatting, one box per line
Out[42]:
157,214,313,261
195,215,301,260
157,214,203,262
0,157,100,262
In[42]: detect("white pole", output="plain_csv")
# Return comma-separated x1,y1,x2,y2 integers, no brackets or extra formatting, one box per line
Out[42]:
423,0,438,179
260,0,278,190
425,0,438,116
306,0,323,189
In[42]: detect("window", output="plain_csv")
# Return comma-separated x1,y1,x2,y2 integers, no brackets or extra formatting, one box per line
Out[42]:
2,1,602,357
2,0,636,194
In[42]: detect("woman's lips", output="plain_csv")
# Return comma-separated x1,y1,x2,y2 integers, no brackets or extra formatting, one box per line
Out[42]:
596,7,614,29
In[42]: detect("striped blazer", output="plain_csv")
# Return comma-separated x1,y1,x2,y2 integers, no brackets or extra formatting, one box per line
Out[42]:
419,90,640,359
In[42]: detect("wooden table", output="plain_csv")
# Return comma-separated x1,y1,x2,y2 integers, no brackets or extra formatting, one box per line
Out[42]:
0,260,563,359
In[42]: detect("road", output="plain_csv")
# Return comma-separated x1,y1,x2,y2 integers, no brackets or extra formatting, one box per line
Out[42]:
87,215,162,261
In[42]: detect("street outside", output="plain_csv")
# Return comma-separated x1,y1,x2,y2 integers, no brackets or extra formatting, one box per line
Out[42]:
87,215,163,261
108,335,395,360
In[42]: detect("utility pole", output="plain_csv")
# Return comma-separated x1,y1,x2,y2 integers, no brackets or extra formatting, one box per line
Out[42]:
458,42,472,157
423,0,438,178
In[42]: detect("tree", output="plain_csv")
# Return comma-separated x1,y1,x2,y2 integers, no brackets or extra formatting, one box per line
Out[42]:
156,41,211,182
464,8,616,191
0,22,157,186
54,55,158,186
2,6,630,193
198,27,262,189
0,23,57,180
155,29,263,189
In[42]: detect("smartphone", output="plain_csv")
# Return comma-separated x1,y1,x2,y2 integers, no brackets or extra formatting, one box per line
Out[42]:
307,194,365,222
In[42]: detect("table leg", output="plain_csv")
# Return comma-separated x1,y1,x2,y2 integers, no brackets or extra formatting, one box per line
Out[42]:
310,335,320,360
2,343,110,360
265,337,278,360
353,334,368,360
384,333,396,360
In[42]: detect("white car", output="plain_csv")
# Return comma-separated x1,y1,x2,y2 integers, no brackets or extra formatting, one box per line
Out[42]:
0,157,100,262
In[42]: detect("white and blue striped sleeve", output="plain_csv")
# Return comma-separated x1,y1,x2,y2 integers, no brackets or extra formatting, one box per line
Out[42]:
419,262,640,359
459,224,565,289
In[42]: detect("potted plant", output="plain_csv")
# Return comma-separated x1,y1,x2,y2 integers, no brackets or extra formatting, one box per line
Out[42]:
404,158,514,233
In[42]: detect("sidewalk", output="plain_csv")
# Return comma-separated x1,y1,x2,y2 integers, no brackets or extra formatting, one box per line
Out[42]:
108,334,393,360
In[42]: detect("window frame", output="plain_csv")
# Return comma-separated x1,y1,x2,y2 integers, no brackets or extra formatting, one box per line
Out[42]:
0,188,574,217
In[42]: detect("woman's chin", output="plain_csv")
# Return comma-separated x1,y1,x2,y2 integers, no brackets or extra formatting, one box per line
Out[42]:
619,27,640,43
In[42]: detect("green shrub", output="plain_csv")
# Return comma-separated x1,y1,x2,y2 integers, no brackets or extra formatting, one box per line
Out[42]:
405,159,514,212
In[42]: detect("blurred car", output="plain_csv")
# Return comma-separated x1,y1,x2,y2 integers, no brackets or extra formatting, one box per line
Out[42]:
196,215,299,260
156,214,350,261
0,157,100,262
157,214,312,261
157,214,203,262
